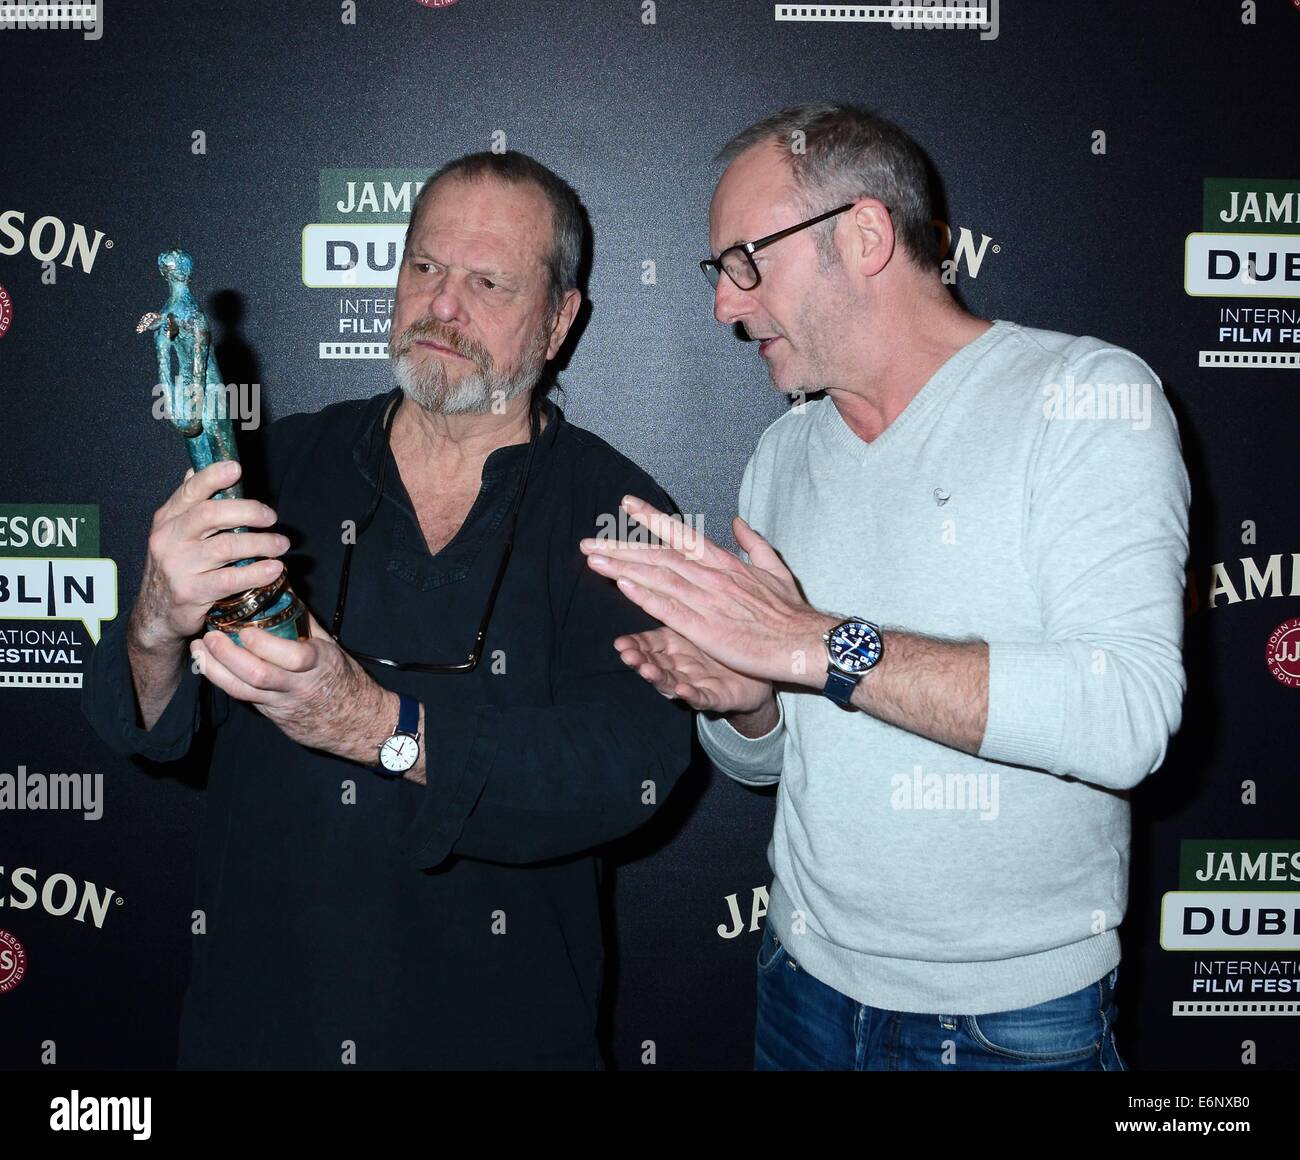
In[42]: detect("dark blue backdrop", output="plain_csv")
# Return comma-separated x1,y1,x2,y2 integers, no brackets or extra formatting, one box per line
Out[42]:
2,0,1298,1071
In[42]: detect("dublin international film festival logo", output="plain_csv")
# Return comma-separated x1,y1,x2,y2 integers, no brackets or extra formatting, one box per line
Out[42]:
1185,178,1300,370
1162,840,1300,1017
0,505,117,689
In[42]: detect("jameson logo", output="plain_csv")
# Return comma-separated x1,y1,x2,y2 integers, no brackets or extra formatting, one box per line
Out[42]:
1267,617,1300,688
1194,551,1300,610
935,221,999,282
319,169,429,224
1204,179,1300,234
0,865,119,928
1181,840,1300,890
717,886,768,939
0,504,96,556
0,210,112,274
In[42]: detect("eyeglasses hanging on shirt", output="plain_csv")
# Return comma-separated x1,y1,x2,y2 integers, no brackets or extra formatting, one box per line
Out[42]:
328,388,539,673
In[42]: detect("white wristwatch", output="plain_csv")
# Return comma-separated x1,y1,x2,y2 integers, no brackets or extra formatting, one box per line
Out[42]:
376,693,421,777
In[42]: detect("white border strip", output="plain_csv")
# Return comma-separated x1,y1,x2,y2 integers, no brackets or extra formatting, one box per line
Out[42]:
775,4,986,22
0,3,97,19
1173,1001,1300,1016
319,342,389,359
0,670,83,687
1199,350,1300,368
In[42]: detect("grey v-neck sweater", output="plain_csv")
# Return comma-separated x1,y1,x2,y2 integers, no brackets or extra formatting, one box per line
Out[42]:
698,319,1191,1015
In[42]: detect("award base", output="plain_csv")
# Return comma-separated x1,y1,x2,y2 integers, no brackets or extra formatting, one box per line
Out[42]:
205,570,310,644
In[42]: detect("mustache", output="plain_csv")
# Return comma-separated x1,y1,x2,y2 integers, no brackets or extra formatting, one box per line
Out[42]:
391,319,491,367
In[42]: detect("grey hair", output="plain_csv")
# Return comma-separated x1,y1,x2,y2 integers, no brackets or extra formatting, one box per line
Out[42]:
403,150,584,318
715,102,936,269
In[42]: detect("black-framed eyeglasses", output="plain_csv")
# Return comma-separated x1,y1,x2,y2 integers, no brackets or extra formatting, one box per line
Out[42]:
700,203,857,291
328,389,539,673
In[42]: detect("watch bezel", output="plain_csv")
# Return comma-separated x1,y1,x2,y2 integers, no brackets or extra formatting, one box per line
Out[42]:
822,617,884,677
378,731,420,773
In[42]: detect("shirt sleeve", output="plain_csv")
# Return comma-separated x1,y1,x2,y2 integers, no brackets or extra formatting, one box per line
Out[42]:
79,611,207,762
694,447,788,786
977,348,1191,790
399,472,695,870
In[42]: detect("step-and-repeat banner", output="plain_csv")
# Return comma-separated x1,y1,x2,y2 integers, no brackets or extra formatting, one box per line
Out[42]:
1,0,1298,1072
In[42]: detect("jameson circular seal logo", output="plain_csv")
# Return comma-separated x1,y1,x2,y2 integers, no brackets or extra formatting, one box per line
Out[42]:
1266,617,1300,688
0,284,12,340
0,929,28,993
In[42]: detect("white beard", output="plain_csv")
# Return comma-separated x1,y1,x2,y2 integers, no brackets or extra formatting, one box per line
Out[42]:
389,326,549,416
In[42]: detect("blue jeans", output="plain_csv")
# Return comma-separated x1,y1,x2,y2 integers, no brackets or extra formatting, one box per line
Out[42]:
754,924,1127,1071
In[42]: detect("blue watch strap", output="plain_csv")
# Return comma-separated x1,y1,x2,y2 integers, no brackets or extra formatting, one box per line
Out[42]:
396,692,419,736
822,668,859,707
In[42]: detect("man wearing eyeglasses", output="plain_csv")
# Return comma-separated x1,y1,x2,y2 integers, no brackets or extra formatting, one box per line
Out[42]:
81,151,692,1070
583,103,1190,1070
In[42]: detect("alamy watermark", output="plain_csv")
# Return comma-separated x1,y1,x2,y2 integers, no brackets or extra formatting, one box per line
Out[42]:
0,1,102,39
152,381,262,431
890,763,999,821
593,508,707,560
0,765,102,820
1042,372,1152,431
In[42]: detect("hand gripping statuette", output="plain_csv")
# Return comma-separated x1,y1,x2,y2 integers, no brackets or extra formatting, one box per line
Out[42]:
136,249,308,644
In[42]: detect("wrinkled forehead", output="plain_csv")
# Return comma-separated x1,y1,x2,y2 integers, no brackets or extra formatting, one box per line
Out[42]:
708,140,802,251
412,173,553,271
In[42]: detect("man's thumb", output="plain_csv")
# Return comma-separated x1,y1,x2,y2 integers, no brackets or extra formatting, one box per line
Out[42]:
733,515,784,572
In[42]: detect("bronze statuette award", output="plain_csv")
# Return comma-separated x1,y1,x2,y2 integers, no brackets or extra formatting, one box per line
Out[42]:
136,249,308,643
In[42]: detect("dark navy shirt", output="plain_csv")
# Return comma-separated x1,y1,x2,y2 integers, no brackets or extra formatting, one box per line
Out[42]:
80,388,693,1069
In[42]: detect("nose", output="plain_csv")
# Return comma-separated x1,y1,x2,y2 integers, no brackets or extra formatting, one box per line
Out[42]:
712,272,752,327
422,269,469,326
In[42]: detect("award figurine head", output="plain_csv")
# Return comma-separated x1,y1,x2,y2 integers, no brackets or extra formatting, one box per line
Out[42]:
158,249,194,283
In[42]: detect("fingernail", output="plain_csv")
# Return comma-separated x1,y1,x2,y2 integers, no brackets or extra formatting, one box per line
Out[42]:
590,555,608,567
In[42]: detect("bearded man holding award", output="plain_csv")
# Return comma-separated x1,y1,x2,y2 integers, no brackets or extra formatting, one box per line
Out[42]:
81,151,691,1070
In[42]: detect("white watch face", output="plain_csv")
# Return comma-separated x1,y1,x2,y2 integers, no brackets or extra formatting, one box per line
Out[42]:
379,733,419,772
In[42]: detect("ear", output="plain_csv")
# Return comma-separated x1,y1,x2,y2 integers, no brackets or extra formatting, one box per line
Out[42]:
849,198,896,277
546,288,583,360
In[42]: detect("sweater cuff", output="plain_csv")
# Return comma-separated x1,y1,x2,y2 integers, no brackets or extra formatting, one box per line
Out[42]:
696,695,786,768
978,640,1067,773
